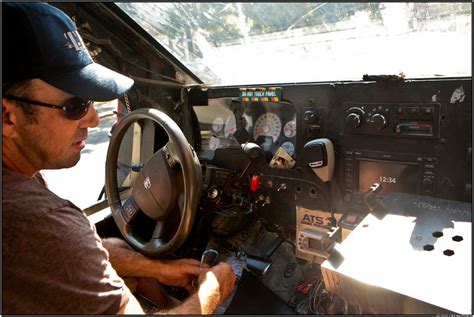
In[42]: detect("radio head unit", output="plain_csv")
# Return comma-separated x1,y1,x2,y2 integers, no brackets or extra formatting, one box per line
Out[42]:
344,103,441,138
344,150,437,202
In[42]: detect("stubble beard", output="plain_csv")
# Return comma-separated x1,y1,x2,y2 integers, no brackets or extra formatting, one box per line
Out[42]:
16,129,83,171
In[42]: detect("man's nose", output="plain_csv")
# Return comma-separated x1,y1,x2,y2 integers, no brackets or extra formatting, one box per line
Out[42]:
79,102,100,128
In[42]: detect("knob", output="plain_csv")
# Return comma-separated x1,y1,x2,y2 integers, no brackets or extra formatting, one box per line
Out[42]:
304,110,320,125
207,186,221,201
369,113,387,129
346,113,362,129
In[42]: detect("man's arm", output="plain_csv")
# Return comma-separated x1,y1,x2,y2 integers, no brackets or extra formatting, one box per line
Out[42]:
116,263,236,315
102,237,201,289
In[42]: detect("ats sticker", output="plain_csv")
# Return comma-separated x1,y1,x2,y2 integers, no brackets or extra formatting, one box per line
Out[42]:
301,214,325,226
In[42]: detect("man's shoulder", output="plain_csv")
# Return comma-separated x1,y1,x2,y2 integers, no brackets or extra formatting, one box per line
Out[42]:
3,167,80,216
2,168,90,249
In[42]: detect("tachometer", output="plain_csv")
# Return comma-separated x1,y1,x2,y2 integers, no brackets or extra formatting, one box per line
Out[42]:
253,113,281,142
224,113,236,138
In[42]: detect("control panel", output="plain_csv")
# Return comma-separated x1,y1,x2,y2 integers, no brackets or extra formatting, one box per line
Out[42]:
344,103,440,138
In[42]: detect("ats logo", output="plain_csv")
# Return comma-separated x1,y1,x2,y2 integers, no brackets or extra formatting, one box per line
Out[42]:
301,214,325,226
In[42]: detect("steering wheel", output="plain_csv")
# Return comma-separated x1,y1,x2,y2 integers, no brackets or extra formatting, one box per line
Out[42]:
105,108,202,257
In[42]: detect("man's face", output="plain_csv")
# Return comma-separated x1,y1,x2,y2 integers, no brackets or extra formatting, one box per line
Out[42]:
13,79,100,171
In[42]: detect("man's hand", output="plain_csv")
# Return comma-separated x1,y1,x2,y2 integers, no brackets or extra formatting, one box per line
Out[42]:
104,237,204,290
152,258,202,291
197,262,236,309
167,262,237,314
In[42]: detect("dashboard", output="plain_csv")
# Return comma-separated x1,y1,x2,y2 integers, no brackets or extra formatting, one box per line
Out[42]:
191,79,472,230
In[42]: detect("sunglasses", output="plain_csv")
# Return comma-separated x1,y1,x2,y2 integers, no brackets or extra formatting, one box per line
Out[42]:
4,95,92,120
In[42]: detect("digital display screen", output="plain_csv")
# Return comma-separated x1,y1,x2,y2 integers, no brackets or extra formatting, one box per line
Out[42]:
358,160,419,195
308,237,322,250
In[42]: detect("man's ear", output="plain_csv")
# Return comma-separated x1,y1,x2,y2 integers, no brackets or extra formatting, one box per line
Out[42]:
3,98,20,138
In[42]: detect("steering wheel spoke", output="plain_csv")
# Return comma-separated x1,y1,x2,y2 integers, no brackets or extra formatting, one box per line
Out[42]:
152,221,166,240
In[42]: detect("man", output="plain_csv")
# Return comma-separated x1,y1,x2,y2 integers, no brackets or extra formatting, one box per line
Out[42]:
2,2,236,314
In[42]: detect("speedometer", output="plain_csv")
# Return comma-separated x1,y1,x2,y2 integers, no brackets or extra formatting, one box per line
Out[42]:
253,113,281,142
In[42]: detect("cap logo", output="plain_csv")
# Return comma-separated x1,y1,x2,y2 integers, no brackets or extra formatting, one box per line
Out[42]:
63,30,85,51
143,177,152,190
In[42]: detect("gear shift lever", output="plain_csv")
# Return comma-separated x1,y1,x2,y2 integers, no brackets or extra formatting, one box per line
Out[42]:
200,248,219,269
238,142,263,179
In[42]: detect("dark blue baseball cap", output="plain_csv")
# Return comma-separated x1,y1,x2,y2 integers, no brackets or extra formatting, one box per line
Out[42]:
3,2,134,101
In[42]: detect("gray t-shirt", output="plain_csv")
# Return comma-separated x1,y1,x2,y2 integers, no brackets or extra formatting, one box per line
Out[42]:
2,166,129,314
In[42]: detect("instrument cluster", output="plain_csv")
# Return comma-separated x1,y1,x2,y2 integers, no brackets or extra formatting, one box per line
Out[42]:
194,98,297,160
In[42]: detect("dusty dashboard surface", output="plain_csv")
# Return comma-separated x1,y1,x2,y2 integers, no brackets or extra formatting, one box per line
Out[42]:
321,193,471,314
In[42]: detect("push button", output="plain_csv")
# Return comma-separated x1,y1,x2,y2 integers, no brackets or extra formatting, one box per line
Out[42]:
338,211,363,230
345,213,358,224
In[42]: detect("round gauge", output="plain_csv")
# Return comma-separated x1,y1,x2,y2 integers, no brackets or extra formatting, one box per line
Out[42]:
283,120,296,138
212,117,224,133
224,114,236,138
280,141,295,156
209,136,220,150
253,113,282,142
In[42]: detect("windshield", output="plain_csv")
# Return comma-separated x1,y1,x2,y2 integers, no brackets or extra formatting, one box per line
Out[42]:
116,2,471,86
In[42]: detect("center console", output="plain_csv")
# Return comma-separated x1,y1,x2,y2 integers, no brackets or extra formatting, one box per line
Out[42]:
341,101,443,208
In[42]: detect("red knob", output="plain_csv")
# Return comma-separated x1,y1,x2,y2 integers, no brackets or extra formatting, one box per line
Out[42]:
250,175,261,192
